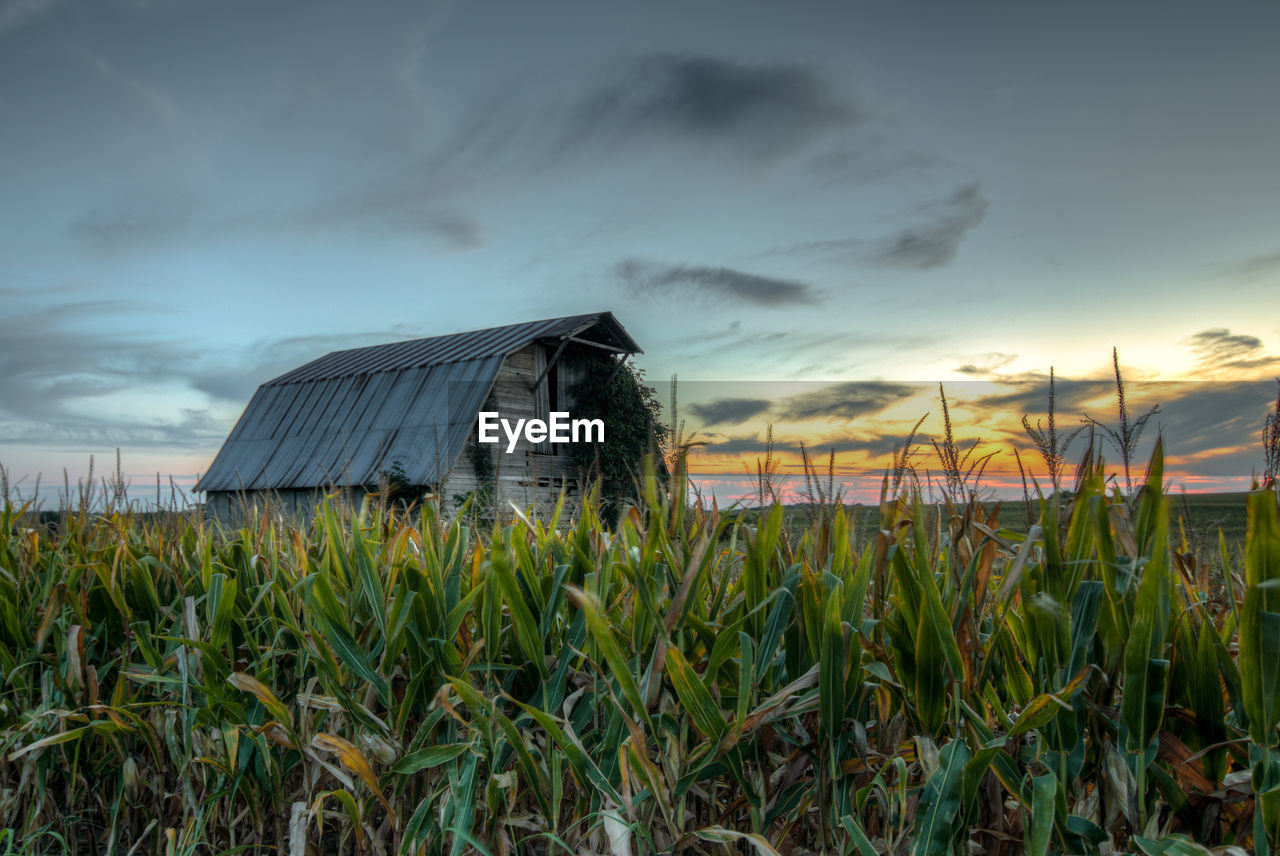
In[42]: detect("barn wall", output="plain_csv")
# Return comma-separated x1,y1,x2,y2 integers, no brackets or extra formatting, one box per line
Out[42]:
441,342,588,519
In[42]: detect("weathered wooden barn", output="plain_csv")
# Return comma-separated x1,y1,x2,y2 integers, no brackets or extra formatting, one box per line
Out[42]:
196,312,642,523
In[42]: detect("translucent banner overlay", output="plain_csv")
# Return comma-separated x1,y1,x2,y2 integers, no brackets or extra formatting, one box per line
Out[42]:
656,378,1279,504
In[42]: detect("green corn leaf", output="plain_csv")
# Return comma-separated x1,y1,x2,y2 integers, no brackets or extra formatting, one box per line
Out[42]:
819,584,846,737
1241,488,1280,746
666,646,726,743
911,740,971,856
391,743,470,774
1121,488,1171,753
569,586,651,728
490,553,549,680
310,610,390,706
1026,772,1057,856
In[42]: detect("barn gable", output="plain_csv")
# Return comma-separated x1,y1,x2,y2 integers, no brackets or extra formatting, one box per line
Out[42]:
196,312,639,511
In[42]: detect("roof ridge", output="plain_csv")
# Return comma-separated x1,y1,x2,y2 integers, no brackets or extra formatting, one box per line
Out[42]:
315,311,607,360
262,311,634,387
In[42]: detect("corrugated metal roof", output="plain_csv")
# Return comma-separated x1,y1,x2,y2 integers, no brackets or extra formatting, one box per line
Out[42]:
198,356,503,491
197,312,640,493
267,311,639,386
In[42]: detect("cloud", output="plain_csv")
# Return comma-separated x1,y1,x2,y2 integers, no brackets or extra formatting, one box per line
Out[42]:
696,429,914,461
1223,251,1280,282
1151,381,1276,462
754,183,989,271
804,431,917,457
0,299,220,448
70,194,483,254
1186,328,1278,371
964,376,1276,477
873,183,989,269
652,327,941,382
82,52,176,125
687,398,772,427
969,378,1113,422
686,380,1279,484
183,324,438,402
954,352,1018,377
0,298,434,450
617,259,820,306
417,52,862,188
697,433,777,458
569,54,856,159
780,381,919,421
0,0,59,32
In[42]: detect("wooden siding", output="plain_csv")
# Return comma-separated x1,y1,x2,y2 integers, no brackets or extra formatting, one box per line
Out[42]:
442,343,587,517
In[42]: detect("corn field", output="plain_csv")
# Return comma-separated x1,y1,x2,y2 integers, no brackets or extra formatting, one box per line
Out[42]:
1,444,1278,855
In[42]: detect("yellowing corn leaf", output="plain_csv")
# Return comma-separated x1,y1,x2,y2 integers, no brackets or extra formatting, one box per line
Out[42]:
312,733,395,823
693,827,783,856
227,672,292,728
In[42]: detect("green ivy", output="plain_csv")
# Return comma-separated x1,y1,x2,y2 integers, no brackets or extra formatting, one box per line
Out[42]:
568,354,666,518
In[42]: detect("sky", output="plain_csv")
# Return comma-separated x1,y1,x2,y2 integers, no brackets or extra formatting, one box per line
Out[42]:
2,0,1279,505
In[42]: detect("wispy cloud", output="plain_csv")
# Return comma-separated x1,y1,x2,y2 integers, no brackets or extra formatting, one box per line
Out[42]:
1223,251,1280,282
1153,381,1277,461
652,326,940,380
82,52,177,125
697,429,912,461
418,51,865,189
617,259,820,307
0,298,217,448
954,352,1018,377
1186,328,1278,371
873,183,989,269
0,297,434,449
0,0,59,33
755,183,989,270
780,381,918,421
71,195,482,254
687,397,772,427
968,378,1113,423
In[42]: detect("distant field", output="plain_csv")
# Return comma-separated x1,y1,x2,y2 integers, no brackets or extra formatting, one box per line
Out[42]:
768,490,1256,553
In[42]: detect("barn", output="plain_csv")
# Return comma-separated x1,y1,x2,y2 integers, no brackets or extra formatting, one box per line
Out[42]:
196,312,642,523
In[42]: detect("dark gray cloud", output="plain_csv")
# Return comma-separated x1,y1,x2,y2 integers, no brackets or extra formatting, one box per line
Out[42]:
966,377,1276,477
1186,328,1278,371
0,298,221,448
0,298,431,449
805,431,918,457
969,378,1113,422
954,352,1018,377
873,183,988,269
421,52,863,190
687,397,772,427
617,259,820,306
698,430,915,461
570,54,856,159
780,381,919,421
1131,381,1275,462
698,433,781,458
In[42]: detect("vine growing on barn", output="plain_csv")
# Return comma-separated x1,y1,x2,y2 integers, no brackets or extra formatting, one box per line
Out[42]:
569,354,666,517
